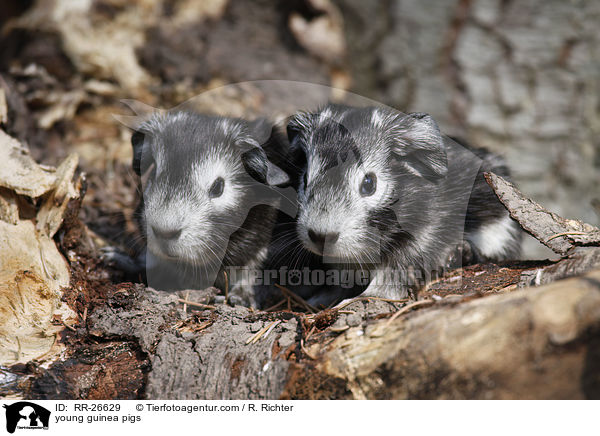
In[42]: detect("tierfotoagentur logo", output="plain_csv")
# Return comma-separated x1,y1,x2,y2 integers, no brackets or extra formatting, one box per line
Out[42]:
225,265,451,289
3,402,50,433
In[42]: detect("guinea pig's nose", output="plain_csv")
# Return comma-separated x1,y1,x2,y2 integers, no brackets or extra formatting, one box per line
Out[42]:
152,225,182,241
308,229,339,252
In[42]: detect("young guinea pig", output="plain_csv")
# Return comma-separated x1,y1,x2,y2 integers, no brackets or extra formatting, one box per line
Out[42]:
107,111,294,306
286,104,522,303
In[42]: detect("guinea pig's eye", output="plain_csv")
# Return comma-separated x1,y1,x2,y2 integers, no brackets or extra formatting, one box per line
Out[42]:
360,173,377,197
209,177,225,198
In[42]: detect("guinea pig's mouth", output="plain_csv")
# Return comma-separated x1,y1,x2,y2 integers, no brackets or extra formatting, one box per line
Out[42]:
162,252,180,260
148,243,181,260
146,234,185,260
149,246,207,268
303,235,343,259
149,237,228,269
301,229,384,265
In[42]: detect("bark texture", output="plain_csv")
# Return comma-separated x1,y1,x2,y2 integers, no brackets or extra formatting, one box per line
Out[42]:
336,0,600,257
1,0,600,401
285,269,600,399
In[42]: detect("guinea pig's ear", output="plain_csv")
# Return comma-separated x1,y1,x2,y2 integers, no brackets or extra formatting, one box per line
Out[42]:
241,147,290,187
247,118,273,145
131,130,145,176
392,112,448,182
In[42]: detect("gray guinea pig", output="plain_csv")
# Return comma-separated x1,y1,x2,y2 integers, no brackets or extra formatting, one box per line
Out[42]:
286,103,521,303
108,111,294,306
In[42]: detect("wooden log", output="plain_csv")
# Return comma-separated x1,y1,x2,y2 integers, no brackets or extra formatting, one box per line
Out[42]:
283,269,600,399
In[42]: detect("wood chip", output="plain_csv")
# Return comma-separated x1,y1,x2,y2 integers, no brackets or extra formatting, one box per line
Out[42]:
177,299,216,310
485,172,600,255
246,320,281,345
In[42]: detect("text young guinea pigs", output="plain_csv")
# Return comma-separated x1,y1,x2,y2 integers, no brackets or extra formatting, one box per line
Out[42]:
286,103,522,304
106,110,295,306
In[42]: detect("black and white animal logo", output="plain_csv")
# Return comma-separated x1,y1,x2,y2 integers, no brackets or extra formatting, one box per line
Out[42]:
3,402,50,433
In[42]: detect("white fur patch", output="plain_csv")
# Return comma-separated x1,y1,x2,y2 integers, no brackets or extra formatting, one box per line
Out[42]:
319,107,332,124
219,118,242,139
468,214,518,259
371,109,385,129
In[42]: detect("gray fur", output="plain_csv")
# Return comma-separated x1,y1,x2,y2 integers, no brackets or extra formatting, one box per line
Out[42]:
114,111,294,306
287,104,522,303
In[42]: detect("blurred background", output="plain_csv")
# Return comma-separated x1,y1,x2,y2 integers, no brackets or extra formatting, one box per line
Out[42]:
0,0,598,259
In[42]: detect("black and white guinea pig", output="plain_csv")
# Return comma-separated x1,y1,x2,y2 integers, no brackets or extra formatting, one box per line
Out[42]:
286,103,522,302
119,111,294,305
